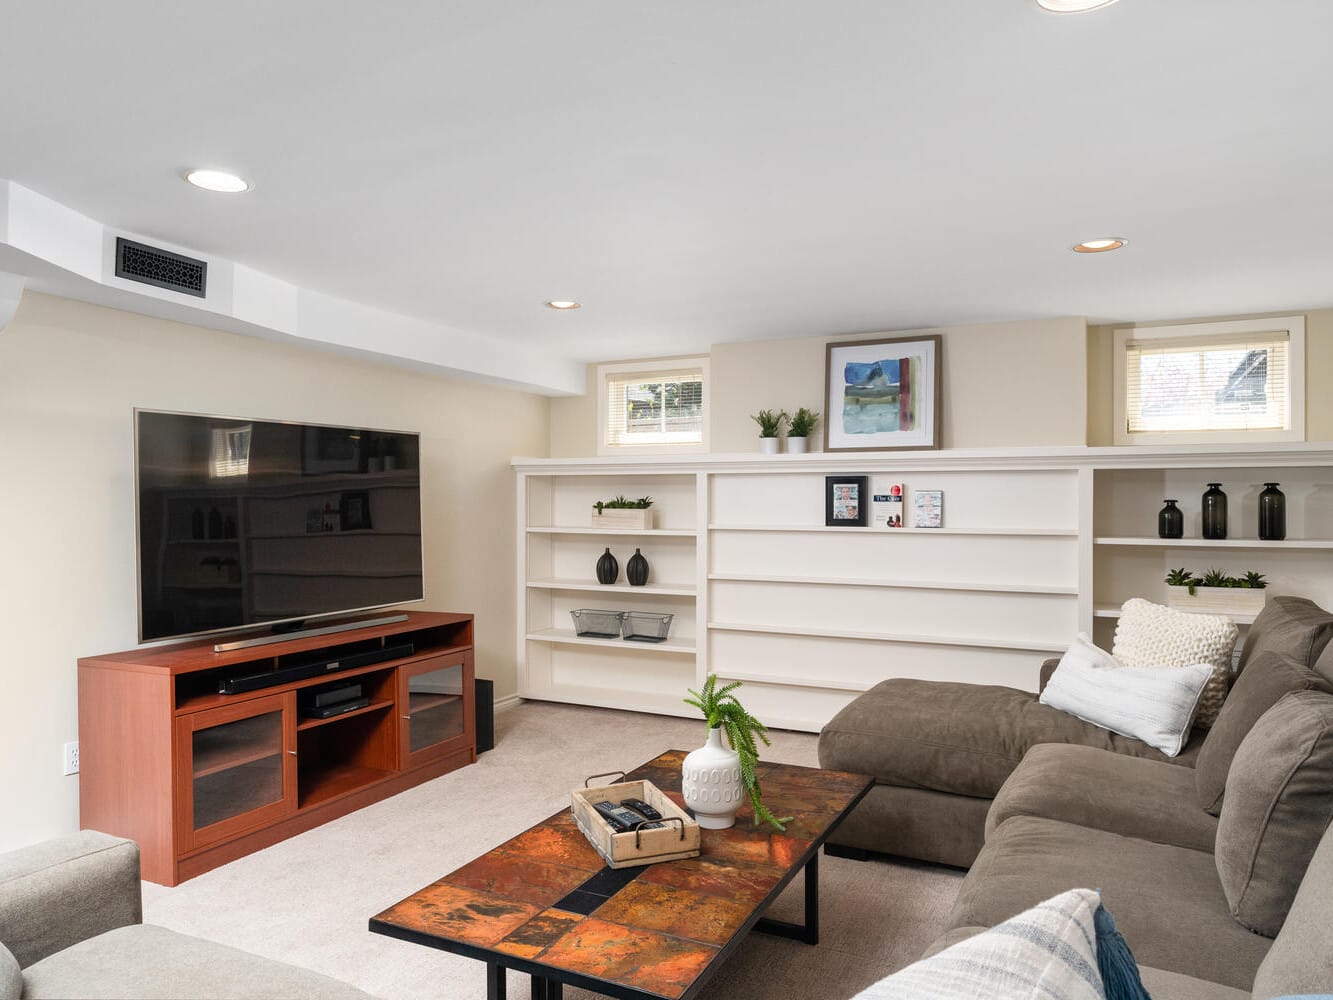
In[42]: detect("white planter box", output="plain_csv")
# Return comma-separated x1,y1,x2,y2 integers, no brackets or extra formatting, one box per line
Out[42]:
590,508,654,530
1165,585,1269,616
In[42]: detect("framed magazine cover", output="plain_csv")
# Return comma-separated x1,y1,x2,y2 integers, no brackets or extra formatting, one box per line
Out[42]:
824,334,942,451
825,475,869,526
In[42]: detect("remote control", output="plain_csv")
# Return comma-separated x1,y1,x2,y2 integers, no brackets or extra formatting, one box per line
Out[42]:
620,798,662,821
593,800,664,832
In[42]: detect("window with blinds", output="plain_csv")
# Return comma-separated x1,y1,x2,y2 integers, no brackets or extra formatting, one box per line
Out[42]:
600,361,707,450
1114,318,1305,445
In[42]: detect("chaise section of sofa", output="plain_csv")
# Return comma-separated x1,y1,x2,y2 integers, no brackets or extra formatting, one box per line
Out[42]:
818,595,1333,867
0,831,372,1000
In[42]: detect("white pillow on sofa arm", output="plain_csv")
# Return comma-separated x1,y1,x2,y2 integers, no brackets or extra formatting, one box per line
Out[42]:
1040,634,1213,757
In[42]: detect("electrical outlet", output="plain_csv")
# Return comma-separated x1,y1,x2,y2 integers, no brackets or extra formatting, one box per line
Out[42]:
63,741,79,776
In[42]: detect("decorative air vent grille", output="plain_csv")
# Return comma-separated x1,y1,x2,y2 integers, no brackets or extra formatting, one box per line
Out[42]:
114,238,207,298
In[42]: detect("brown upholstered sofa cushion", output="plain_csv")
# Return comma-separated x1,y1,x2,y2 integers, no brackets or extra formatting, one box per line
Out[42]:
1236,594,1333,676
1195,650,1331,815
817,678,1199,801
1214,690,1333,937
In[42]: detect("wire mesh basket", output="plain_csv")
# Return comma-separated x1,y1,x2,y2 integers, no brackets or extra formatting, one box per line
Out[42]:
570,609,626,638
621,612,674,643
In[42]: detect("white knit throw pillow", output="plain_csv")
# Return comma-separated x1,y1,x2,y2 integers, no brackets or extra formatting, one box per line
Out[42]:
1112,598,1238,728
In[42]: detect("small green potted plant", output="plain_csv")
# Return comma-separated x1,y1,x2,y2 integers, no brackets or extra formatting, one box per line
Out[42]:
751,409,788,455
682,675,792,831
1163,566,1268,616
590,495,655,530
786,407,820,454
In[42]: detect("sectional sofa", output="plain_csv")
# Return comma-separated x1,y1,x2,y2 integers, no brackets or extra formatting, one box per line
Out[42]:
821,596,1333,997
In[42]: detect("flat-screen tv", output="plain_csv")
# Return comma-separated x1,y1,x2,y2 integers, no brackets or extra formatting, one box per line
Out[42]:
136,410,423,643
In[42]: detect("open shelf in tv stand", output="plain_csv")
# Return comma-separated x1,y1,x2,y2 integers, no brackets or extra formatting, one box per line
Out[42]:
78,610,474,886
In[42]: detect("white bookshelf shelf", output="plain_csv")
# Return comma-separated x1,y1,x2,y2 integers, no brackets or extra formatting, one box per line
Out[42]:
709,524,1078,537
708,573,1077,596
708,621,1066,653
1093,604,1260,625
1095,536,1333,550
527,578,696,597
525,628,696,655
527,526,697,537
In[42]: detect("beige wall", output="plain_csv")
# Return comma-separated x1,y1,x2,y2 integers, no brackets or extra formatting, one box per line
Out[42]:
552,317,1089,455
1086,309,1333,446
0,292,548,851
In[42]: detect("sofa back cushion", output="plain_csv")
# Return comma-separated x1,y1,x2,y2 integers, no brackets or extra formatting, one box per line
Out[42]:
1251,817,1333,998
1194,650,1332,815
1237,594,1333,675
0,941,19,1000
1112,598,1236,728
1214,690,1333,936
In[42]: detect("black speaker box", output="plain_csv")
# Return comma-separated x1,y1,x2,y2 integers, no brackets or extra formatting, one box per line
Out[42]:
475,677,495,753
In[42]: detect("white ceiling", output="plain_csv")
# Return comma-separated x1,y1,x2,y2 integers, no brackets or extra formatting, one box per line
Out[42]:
2,1,1331,390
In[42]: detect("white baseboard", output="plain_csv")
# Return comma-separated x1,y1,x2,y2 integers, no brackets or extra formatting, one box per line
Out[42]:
493,693,522,713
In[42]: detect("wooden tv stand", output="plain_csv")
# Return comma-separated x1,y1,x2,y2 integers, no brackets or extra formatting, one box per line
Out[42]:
78,611,474,885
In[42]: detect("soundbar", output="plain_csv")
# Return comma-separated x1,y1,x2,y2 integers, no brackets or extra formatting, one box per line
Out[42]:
219,642,415,695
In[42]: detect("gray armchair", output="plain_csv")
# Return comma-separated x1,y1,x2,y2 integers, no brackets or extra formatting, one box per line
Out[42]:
0,831,371,999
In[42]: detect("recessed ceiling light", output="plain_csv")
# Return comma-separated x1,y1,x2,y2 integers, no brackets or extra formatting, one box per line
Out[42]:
185,169,251,193
1036,0,1120,11
1072,237,1128,253
545,300,581,310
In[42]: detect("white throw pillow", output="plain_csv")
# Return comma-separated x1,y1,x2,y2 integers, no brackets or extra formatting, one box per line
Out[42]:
1113,598,1237,728
852,889,1106,1000
1041,634,1213,756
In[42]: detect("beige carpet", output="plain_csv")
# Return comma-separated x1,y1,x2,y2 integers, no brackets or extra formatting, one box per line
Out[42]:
142,701,963,999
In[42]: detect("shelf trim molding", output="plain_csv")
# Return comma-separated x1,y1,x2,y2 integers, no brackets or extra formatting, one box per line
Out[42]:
708,573,1077,596
708,621,1067,652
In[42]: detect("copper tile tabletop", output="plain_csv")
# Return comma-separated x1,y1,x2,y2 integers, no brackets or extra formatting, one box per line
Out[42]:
370,750,873,1000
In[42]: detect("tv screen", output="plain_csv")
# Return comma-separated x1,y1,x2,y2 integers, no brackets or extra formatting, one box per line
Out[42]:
136,410,423,643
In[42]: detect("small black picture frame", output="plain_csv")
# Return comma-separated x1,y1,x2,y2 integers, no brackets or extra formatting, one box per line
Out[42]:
825,475,869,526
340,491,372,531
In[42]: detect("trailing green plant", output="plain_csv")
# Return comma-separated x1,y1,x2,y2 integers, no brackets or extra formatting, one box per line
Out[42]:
592,495,654,513
684,675,792,831
788,407,820,438
751,409,789,438
1163,567,1267,596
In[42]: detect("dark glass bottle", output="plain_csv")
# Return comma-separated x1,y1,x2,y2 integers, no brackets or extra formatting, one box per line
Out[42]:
1258,483,1286,541
207,506,223,540
626,548,649,586
1157,500,1183,539
1201,483,1228,540
595,547,619,585
191,507,205,540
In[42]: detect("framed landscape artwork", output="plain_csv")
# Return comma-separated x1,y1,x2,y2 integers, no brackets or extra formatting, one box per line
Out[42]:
823,335,942,451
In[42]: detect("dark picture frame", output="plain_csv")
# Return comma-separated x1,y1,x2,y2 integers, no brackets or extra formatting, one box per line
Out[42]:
302,425,362,473
340,490,372,531
825,475,869,526
824,334,942,452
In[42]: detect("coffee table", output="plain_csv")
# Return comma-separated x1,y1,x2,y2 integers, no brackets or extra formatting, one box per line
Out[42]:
369,750,873,1000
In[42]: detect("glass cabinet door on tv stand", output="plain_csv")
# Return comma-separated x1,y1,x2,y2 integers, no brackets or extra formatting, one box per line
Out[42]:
398,652,472,770
174,692,297,853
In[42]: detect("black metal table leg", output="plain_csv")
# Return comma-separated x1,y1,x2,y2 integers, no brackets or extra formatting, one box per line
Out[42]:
755,850,820,945
530,977,563,999
487,960,507,1000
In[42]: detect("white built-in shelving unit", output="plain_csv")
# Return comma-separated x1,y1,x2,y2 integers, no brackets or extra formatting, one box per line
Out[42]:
515,444,1333,732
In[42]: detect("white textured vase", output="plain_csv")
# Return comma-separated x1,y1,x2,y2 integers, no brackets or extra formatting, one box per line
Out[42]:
758,436,780,455
786,436,807,454
681,726,743,829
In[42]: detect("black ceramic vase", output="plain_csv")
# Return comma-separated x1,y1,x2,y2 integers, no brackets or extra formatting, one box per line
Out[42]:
1202,483,1228,540
1158,500,1183,539
626,548,649,587
1259,483,1286,541
595,548,619,585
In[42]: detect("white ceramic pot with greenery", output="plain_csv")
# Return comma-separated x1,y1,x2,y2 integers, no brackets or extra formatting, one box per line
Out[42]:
751,409,788,455
682,675,791,831
786,407,819,454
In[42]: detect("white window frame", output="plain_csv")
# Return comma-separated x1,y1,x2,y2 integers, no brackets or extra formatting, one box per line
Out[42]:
1113,317,1305,446
597,358,710,456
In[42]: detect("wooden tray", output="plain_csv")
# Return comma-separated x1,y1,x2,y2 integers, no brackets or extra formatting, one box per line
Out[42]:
572,776,700,869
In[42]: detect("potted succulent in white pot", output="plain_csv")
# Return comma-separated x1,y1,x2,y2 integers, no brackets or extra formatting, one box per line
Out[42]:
786,407,819,454
751,409,788,455
1164,567,1269,616
682,675,791,831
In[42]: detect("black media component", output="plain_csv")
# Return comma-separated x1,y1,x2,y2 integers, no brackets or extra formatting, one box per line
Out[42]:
475,677,495,753
1202,483,1228,540
219,642,414,695
300,697,371,719
619,798,662,821
301,683,363,710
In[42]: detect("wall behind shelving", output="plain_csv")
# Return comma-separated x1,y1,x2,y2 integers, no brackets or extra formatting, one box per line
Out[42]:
0,291,548,852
